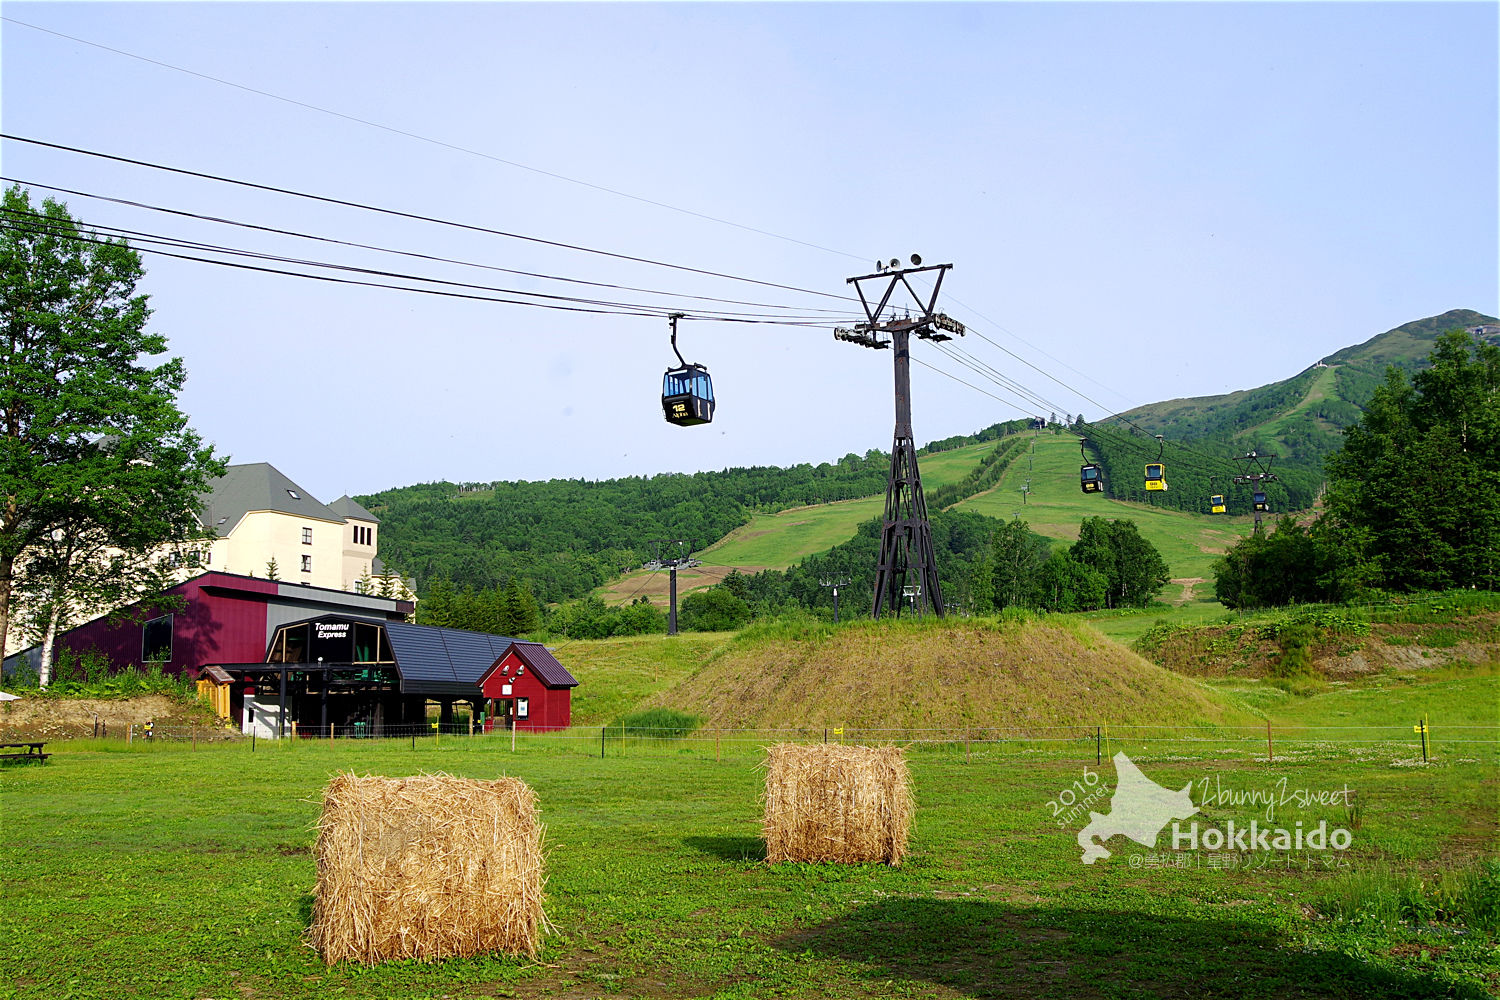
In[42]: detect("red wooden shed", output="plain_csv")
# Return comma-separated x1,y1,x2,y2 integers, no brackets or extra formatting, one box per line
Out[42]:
477,642,579,732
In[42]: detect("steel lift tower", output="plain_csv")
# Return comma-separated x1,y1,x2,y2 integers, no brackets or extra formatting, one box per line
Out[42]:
834,257,965,618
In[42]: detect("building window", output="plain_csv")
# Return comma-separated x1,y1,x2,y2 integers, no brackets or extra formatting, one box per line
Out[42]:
287,489,300,500
301,554,312,573
352,525,372,546
142,615,173,662
302,527,313,545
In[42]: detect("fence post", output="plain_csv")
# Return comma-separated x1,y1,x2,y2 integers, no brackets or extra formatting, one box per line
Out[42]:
823,727,827,744
511,723,516,752
601,726,605,759
1096,726,1101,766
716,732,720,764
965,731,971,765
128,724,133,745
1266,720,1273,762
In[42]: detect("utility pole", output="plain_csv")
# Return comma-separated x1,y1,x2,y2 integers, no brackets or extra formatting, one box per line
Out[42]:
819,576,851,623
652,540,693,634
834,256,963,618
1232,452,1280,531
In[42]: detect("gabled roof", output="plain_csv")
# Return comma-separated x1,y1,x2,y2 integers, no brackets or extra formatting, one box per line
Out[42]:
199,463,342,536
328,495,380,523
381,619,518,698
504,641,579,689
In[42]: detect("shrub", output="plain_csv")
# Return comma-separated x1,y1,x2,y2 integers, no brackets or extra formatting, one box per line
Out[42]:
614,708,701,740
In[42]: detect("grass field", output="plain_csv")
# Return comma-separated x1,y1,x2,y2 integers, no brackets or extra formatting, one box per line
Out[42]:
599,441,1001,605
954,433,1255,586
3,708,1494,1000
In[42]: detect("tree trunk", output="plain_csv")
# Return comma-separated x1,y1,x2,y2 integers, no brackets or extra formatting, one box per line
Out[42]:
38,601,62,689
0,550,12,664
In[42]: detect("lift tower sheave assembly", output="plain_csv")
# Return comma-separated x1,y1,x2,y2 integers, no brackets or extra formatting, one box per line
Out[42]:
834,257,964,619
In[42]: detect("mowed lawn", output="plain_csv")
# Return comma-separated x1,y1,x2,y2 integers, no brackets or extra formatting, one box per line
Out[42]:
954,433,1255,586
2,723,1495,1000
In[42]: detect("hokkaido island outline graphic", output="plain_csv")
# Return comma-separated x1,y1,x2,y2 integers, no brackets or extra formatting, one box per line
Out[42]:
1078,751,1199,864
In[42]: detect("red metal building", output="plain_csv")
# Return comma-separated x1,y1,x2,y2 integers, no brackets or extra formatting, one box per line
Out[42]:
477,642,579,732
4,571,413,681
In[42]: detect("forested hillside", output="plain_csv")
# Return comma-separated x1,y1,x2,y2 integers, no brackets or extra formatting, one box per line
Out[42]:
1080,310,1497,515
358,420,1030,599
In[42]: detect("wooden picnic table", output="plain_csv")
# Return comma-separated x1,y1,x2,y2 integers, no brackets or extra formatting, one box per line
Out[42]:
0,741,49,763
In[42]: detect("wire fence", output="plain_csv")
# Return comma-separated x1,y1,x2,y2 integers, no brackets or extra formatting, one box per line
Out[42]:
118,720,1499,763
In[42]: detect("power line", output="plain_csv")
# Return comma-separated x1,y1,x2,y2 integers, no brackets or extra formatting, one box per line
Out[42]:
0,208,848,323
3,176,860,317
1,134,860,304
3,15,872,264
0,215,832,324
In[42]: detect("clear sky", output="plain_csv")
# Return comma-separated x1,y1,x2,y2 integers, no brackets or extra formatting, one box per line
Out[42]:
4,2,1496,503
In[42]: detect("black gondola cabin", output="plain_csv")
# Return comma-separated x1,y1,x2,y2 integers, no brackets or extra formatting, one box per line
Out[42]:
1080,465,1103,493
662,364,715,426
1253,491,1270,512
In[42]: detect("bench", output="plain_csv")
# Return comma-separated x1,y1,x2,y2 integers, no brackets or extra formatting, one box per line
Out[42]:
0,741,49,764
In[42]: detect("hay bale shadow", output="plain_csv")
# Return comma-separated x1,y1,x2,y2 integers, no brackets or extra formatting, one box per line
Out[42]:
775,896,1475,999
682,835,766,862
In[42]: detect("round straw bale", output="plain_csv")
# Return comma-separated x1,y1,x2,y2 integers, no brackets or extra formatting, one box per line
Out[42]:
762,743,914,865
309,771,546,964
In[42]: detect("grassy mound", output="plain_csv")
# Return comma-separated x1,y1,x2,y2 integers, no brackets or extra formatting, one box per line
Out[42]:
646,616,1254,730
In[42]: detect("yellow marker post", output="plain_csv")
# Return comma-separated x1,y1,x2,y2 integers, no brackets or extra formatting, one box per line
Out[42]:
432,721,440,748
1413,716,1428,763
833,726,844,746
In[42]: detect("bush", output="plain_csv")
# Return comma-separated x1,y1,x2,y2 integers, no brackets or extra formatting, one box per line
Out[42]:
613,708,701,740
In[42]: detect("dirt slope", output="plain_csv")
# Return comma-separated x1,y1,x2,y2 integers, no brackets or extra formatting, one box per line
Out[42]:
648,620,1253,730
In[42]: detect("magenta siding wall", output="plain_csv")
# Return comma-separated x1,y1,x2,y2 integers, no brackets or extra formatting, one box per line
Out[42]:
58,573,279,677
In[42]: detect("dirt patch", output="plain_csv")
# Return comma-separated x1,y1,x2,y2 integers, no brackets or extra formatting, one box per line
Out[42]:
0,694,211,742
1171,578,1206,606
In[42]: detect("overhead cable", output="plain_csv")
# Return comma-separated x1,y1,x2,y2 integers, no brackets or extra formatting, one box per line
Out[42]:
2,15,870,263
3,176,856,316
1,134,859,304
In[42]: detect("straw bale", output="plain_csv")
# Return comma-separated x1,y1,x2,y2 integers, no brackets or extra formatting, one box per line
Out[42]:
309,772,546,964
762,743,914,865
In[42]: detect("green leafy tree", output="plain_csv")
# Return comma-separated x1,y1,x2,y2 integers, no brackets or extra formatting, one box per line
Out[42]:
989,518,1049,611
678,587,751,632
0,186,224,679
1323,330,1500,591
1070,517,1169,609
1035,550,1109,612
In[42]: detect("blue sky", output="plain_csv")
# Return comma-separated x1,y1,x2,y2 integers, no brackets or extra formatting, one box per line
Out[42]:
3,2,1496,502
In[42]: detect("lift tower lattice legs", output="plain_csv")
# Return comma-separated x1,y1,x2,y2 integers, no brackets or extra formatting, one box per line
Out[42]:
873,326,944,617
834,258,966,619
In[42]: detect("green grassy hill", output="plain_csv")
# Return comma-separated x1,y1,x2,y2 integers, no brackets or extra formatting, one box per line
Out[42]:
642,617,1255,730
953,432,1254,596
597,440,998,605
1087,309,1498,515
